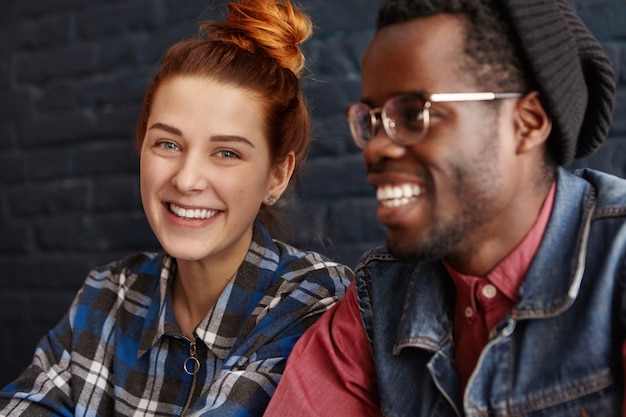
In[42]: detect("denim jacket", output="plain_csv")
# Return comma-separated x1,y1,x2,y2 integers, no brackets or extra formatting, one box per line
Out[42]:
355,168,626,416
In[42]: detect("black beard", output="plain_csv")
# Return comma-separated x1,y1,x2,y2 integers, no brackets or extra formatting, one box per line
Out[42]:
385,222,464,264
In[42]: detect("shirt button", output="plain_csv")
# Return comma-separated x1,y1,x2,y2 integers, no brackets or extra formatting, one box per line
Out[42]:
465,307,474,318
482,284,497,299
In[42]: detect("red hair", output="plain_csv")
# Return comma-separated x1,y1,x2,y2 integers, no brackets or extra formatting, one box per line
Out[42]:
135,0,313,227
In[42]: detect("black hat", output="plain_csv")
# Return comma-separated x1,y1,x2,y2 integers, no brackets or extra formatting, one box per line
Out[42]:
501,0,616,165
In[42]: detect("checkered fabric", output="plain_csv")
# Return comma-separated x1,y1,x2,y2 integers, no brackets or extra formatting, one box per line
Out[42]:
0,223,352,417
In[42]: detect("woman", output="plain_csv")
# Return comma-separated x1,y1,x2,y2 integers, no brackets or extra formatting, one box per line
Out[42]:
0,0,352,415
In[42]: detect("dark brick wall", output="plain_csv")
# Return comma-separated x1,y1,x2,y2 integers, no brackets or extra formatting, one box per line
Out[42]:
0,0,624,387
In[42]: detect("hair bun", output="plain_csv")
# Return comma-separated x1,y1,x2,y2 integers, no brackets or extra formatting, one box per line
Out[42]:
203,0,312,76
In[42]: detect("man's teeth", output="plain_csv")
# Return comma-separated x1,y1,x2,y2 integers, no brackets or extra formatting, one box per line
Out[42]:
377,184,423,207
170,203,218,219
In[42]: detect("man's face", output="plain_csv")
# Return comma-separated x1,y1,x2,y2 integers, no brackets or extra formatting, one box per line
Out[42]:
360,14,521,267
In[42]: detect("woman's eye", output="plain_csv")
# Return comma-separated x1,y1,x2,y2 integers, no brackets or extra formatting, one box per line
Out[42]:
157,141,180,151
216,150,240,159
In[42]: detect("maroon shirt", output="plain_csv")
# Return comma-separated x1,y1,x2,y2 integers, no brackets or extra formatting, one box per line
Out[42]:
266,181,626,415
444,181,556,392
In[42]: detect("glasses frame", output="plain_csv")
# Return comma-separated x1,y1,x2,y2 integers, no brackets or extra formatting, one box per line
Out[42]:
347,92,524,149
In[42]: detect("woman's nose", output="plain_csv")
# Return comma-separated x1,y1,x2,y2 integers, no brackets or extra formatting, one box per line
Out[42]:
171,153,208,193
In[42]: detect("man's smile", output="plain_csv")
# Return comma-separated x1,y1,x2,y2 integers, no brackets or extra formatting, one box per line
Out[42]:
376,183,424,208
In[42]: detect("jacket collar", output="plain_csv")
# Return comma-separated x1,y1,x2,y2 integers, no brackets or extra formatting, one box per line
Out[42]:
395,168,595,352
513,168,594,319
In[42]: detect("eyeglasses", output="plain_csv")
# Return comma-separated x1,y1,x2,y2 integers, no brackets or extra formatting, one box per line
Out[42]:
346,92,524,149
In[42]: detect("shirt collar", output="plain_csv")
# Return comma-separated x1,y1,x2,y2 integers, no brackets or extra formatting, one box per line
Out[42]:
138,222,282,360
444,180,556,303
137,254,177,357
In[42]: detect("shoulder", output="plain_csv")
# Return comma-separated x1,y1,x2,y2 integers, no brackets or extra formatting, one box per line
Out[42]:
570,168,626,213
354,245,420,283
79,252,166,304
352,246,447,308
62,252,167,339
354,245,397,271
86,252,164,284
272,239,353,288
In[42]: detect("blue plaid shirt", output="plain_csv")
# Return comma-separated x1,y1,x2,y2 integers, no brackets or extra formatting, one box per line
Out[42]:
0,224,352,416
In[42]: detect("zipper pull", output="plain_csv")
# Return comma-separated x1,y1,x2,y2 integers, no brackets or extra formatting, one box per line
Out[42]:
183,341,200,376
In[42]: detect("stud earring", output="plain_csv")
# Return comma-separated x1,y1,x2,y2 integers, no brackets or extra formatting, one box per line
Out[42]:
266,195,276,205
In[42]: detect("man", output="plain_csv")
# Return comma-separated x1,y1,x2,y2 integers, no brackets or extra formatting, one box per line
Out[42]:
264,0,624,416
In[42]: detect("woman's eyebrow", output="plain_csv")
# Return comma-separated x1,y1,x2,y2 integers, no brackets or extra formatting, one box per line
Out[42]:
210,134,255,148
148,122,182,136
147,124,255,148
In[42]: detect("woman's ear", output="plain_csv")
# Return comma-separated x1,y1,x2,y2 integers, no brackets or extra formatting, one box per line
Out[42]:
514,91,552,155
264,151,296,205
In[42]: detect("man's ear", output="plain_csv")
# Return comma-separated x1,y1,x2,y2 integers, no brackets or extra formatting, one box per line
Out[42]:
265,151,296,205
514,91,552,155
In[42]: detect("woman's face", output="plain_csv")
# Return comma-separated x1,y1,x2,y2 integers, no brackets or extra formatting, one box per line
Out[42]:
140,76,288,267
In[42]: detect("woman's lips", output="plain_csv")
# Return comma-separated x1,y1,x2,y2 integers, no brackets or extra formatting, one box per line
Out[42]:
168,203,219,220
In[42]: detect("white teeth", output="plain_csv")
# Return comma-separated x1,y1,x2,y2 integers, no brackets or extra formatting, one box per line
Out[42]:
170,203,217,219
376,183,423,208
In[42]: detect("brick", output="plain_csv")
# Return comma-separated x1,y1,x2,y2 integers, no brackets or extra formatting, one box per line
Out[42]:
37,80,80,113
612,88,626,134
88,213,159,251
0,87,31,121
138,22,205,66
0,2,17,25
0,151,26,182
96,36,145,72
306,30,374,78
36,212,157,252
299,154,370,198
94,104,142,139
75,141,139,176
18,12,71,49
0,56,11,89
17,43,96,83
0,22,18,51
276,198,330,249
0,291,32,324
80,71,149,109
0,254,87,289
17,0,87,17
0,122,14,149
0,221,32,252
601,42,622,85
76,1,163,40
303,75,362,119
29,290,77,326
574,0,626,40
326,197,386,244
19,104,139,147
26,147,74,180
93,176,142,212
0,189,6,218
0,321,46,387
162,0,222,25
304,0,378,36
615,42,626,86
308,114,352,157
9,179,90,216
